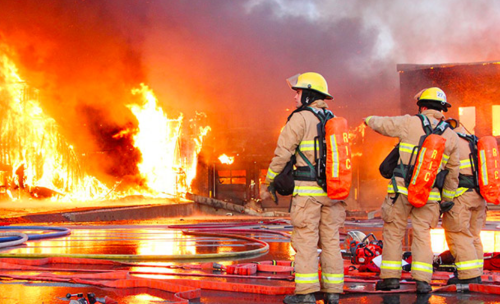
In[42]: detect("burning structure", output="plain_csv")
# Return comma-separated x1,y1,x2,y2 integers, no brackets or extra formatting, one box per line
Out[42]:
0,49,210,202
398,61,500,137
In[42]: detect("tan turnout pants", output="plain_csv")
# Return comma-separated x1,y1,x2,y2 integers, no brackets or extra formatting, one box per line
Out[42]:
290,195,346,294
442,190,486,279
380,194,440,283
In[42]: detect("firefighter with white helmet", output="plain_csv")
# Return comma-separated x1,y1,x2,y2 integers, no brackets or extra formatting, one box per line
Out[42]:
443,118,486,285
261,72,346,304
364,87,460,293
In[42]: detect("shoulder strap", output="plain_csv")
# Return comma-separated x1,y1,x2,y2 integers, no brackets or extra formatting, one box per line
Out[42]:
416,114,433,135
297,149,315,171
416,114,449,136
457,132,478,143
432,121,449,135
287,106,334,122
286,106,306,122
294,107,334,185
458,133,480,189
299,107,334,123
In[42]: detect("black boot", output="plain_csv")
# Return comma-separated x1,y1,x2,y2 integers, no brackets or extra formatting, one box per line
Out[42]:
415,280,432,294
376,278,400,290
324,293,339,304
447,276,482,285
283,293,316,304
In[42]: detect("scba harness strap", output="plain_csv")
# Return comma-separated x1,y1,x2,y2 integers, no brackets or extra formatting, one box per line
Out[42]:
274,105,352,200
272,106,332,196
293,107,352,200
456,133,480,191
292,107,334,189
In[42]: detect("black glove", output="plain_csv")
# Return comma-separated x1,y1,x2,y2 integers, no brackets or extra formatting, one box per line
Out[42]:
440,201,454,213
268,183,278,205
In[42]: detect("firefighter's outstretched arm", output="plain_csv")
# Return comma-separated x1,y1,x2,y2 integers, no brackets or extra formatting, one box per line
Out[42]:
364,115,411,139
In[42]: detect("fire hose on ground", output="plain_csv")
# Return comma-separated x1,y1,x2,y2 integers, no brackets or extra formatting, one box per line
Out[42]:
0,226,71,248
0,230,271,260
1,256,500,304
2,224,500,300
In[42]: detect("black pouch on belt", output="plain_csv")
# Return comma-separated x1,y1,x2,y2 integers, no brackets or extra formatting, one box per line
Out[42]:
379,144,400,179
274,155,296,196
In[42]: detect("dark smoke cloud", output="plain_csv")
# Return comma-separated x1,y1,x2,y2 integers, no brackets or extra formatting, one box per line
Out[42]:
141,1,397,162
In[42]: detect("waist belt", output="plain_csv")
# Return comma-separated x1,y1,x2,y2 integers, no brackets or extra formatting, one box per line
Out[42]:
293,166,316,181
393,164,412,180
458,174,476,189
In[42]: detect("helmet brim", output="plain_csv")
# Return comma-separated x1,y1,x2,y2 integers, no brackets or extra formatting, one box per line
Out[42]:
417,99,451,112
286,73,334,100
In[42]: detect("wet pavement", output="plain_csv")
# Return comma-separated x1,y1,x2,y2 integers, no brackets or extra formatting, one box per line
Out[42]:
1,208,500,303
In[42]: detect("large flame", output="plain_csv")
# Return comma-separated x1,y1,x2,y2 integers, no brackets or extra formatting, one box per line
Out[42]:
0,47,210,201
128,84,210,197
218,154,234,165
0,48,108,201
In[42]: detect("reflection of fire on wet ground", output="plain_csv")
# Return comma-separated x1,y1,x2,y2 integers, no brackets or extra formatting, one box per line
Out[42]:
0,48,209,203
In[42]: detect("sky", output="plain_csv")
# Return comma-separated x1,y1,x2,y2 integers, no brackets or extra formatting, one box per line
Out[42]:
1,0,500,181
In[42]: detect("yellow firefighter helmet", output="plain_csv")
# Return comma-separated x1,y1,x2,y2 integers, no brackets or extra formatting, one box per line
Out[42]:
286,72,333,100
415,87,451,112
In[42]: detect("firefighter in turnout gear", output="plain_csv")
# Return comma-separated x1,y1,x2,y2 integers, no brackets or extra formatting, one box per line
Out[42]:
261,72,346,304
443,118,486,285
364,87,460,293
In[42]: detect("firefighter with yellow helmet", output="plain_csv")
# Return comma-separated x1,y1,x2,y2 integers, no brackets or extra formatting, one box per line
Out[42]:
261,72,346,304
442,118,486,284
364,87,460,293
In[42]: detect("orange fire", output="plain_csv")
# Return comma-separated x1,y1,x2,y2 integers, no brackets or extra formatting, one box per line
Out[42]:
128,84,210,196
112,128,136,139
0,47,210,201
0,49,108,201
218,154,234,165
350,122,366,141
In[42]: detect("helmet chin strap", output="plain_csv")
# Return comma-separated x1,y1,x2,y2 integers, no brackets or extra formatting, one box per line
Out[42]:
300,92,310,105
300,90,322,106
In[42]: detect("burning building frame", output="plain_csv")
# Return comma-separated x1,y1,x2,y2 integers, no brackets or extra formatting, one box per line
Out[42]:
398,61,500,138
0,50,211,202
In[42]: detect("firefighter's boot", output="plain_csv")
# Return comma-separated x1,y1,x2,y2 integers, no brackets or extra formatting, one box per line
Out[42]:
375,278,400,290
283,293,316,304
415,280,432,294
324,293,339,304
447,276,482,285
